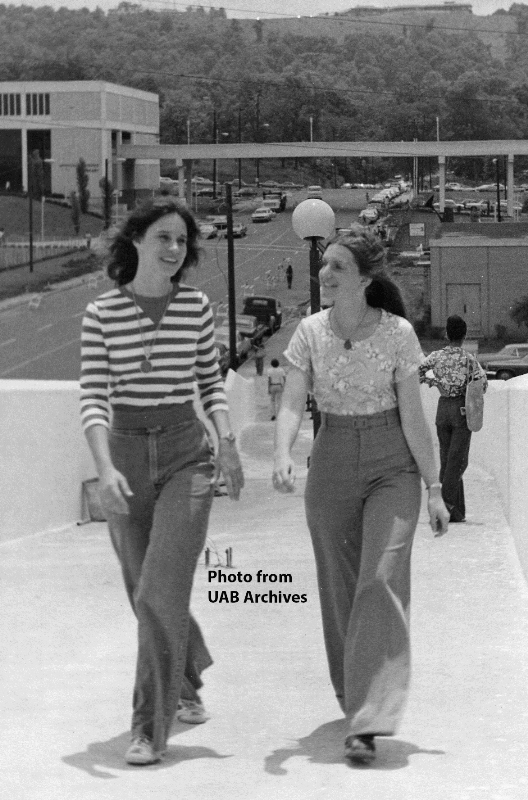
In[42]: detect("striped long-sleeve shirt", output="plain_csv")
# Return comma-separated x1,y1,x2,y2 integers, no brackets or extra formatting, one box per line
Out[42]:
80,284,228,432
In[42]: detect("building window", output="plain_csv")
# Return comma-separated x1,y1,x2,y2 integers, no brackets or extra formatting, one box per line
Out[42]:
25,93,50,116
0,93,22,116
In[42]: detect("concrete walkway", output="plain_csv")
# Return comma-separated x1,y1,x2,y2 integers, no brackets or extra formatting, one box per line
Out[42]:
2,318,528,800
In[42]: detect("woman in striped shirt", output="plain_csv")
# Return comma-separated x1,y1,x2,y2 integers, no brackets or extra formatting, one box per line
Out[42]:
81,196,244,766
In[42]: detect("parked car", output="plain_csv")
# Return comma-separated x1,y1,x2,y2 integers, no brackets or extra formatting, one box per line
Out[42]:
307,185,323,199
480,353,528,380
234,187,257,198
206,215,228,231
358,207,379,224
231,222,248,237
433,199,464,214
214,325,253,365
242,295,282,333
199,223,218,239
463,199,489,214
251,207,274,223
478,344,528,368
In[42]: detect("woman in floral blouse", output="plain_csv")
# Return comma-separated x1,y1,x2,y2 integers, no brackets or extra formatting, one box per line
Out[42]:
419,314,487,523
272,227,449,766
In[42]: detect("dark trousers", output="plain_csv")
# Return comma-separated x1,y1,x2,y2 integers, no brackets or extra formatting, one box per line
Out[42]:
107,406,215,752
436,396,472,522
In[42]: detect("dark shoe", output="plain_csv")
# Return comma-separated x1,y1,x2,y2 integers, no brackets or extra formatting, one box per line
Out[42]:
344,734,376,765
125,736,160,766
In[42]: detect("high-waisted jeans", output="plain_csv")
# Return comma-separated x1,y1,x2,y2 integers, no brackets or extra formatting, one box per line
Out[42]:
305,407,421,737
107,404,215,753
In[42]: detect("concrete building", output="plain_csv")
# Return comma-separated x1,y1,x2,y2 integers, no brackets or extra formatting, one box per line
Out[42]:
429,222,528,337
0,80,160,202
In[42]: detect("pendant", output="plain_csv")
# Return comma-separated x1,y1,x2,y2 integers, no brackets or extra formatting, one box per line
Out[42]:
344,340,352,350
140,359,153,373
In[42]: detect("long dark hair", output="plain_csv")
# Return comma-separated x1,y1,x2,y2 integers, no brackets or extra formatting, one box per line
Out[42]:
107,196,201,286
326,226,407,318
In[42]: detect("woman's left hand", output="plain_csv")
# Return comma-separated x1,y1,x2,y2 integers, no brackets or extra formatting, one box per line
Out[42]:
216,440,245,500
428,493,450,536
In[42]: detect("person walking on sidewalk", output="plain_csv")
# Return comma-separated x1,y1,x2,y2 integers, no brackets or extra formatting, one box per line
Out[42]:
267,358,286,420
254,343,266,376
272,226,449,766
419,315,487,523
80,196,244,766
285,258,293,289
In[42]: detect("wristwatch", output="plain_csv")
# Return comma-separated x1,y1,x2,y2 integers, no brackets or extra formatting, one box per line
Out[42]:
219,431,236,443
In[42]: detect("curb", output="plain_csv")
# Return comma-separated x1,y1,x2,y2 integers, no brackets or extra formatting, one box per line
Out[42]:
0,272,100,313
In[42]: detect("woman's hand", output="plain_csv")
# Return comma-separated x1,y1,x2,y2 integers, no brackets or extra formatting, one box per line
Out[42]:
427,489,450,537
98,467,134,516
216,441,244,500
272,454,296,493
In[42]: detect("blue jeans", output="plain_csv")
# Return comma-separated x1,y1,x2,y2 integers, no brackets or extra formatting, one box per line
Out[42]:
305,408,421,737
435,396,471,522
107,404,215,752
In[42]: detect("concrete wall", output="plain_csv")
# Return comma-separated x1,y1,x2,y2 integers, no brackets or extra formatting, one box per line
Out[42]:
0,373,256,543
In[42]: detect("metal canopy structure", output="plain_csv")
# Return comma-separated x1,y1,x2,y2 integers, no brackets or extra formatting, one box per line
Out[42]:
119,139,528,215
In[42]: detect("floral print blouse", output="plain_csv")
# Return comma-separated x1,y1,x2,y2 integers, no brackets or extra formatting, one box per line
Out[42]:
284,308,424,416
418,346,487,398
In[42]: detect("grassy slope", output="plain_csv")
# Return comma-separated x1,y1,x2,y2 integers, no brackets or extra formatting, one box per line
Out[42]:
0,196,105,239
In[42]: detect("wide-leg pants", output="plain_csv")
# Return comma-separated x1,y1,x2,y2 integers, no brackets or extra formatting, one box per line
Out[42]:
435,395,471,522
305,408,421,737
107,405,215,753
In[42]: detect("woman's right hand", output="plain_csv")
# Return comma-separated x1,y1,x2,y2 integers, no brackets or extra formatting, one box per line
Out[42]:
272,454,296,493
98,467,134,515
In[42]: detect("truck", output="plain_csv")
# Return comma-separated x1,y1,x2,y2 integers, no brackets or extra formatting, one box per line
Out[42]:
242,296,283,334
262,190,287,212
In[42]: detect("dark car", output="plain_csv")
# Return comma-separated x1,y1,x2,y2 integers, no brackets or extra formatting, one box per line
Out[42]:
480,352,528,380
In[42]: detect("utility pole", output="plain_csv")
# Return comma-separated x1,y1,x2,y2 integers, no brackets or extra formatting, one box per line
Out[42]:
212,109,218,199
238,107,242,189
224,183,237,372
28,157,34,273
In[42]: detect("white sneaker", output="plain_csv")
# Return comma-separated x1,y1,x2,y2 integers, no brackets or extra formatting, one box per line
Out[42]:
176,698,210,724
125,736,160,765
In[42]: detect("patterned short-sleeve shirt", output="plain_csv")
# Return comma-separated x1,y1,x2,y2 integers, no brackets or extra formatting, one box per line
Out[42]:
284,308,424,416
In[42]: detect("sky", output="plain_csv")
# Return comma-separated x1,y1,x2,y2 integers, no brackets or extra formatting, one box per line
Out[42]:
3,0,522,18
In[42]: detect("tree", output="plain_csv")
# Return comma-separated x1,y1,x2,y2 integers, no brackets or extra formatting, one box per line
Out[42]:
70,191,81,235
510,296,528,334
98,175,114,230
76,158,90,213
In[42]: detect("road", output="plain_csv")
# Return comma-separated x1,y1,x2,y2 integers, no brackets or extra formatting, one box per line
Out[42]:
0,189,364,380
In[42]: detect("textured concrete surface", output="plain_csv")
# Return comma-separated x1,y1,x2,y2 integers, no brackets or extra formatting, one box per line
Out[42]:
2,316,528,799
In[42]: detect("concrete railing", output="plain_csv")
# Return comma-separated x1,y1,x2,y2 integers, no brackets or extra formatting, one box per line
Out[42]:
0,370,255,544
1,375,527,583
420,378,528,581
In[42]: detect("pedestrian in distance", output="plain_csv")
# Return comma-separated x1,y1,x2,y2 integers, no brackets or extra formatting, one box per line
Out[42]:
80,196,244,766
272,226,449,766
267,358,286,420
419,315,487,523
285,261,293,289
254,343,266,376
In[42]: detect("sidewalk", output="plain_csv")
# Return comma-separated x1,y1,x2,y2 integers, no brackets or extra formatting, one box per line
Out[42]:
2,316,528,799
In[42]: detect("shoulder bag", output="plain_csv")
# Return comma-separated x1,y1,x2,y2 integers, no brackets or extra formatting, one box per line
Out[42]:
465,356,484,432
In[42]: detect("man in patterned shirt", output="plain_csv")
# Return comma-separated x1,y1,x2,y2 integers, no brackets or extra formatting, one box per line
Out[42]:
419,315,487,523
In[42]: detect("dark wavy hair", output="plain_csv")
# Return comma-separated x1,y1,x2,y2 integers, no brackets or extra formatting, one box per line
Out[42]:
446,314,467,341
107,196,201,286
326,225,407,318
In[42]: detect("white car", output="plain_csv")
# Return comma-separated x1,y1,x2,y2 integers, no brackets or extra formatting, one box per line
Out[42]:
358,207,379,224
199,223,217,239
433,199,464,214
251,207,274,223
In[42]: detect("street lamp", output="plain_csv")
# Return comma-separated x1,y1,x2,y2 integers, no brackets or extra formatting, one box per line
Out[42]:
255,122,270,188
292,198,335,436
309,115,314,143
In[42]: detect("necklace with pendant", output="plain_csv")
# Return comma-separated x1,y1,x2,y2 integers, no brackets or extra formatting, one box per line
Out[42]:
331,305,369,350
131,286,173,374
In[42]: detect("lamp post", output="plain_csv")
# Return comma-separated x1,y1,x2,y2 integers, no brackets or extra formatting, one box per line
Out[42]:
292,198,336,436
309,115,314,143
492,158,501,222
